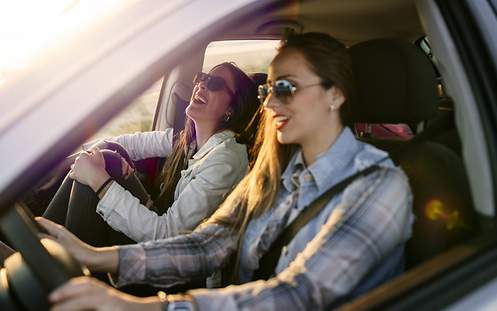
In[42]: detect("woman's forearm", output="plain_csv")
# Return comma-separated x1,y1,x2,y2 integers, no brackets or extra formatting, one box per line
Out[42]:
126,296,163,311
88,245,120,274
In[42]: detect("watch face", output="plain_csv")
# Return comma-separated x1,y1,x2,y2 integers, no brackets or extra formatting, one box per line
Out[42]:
167,300,194,311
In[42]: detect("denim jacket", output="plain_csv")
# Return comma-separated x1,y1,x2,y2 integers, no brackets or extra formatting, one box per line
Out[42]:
96,128,248,242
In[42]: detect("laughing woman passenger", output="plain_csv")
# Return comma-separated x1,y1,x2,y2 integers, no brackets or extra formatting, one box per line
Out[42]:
40,32,413,310
43,62,260,245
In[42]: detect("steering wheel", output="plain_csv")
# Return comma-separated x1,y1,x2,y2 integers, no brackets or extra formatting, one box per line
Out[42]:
0,203,88,311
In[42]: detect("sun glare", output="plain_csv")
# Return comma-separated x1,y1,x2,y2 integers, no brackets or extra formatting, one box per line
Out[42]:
0,0,126,83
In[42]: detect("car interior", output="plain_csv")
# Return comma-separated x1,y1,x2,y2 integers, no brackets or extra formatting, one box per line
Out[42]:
1,0,496,310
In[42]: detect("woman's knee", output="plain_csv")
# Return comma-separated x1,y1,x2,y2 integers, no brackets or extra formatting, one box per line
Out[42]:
101,150,125,178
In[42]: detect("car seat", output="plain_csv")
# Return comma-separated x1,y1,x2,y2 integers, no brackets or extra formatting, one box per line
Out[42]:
349,38,477,268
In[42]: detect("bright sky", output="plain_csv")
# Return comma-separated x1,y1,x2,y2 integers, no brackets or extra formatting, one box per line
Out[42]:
0,0,125,86
204,40,279,73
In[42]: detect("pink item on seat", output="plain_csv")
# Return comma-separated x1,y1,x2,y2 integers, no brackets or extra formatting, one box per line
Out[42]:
355,123,413,140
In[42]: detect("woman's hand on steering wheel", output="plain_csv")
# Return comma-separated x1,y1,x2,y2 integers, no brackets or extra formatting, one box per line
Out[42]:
36,217,120,273
49,276,161,311
36,217,97,269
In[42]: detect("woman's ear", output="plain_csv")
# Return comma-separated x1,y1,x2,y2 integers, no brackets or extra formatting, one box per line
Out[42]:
326,86,345,111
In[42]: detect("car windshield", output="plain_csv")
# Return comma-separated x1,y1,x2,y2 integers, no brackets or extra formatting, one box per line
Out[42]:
0,0,130,87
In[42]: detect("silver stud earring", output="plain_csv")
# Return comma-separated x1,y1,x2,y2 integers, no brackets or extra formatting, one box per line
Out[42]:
329,104,336,111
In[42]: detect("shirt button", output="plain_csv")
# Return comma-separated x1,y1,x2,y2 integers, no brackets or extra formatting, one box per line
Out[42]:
282,246,288,257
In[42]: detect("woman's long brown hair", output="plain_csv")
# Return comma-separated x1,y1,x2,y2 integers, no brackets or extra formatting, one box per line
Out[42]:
155,62,259,213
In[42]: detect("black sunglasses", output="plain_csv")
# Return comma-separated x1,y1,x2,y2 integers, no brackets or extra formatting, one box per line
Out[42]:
258,79,324,105
193,72,235,97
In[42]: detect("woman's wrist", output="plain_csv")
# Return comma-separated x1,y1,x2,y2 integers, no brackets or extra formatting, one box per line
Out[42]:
96,178,113,198
90,171,111,192
121,295,163,311
88,245,120,273
160,293,196,311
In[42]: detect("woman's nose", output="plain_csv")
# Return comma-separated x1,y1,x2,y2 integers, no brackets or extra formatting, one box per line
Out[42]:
198,81,207,90
263,93,281,109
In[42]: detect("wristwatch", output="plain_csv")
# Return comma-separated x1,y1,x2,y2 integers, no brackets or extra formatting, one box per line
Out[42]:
159,292,195,311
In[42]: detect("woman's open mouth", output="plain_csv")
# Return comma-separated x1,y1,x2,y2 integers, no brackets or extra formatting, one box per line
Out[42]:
274,115,289,130
192,93,207,105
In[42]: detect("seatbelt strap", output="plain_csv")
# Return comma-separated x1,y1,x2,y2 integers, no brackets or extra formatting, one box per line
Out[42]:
252,163,383,281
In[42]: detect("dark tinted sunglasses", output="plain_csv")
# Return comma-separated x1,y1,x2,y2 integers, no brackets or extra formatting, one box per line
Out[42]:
258,79,324,105
193,72,235,97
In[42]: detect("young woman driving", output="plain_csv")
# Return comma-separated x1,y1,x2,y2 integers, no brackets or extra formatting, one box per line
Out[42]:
40,32,412,311
43,62,259,245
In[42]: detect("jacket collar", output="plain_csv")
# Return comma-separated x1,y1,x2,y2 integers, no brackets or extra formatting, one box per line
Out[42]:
192,130,236,160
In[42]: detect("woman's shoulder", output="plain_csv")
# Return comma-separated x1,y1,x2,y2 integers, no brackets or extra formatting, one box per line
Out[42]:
353,138,397,169
210,139,248,165
197,131,248,168
346,138,411,197
211,130,247,155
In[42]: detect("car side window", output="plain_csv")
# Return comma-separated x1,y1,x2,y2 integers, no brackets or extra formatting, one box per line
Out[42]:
203,40,279,74
89,77,163,141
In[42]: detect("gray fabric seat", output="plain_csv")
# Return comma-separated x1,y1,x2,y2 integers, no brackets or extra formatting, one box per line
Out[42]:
349,39,477,268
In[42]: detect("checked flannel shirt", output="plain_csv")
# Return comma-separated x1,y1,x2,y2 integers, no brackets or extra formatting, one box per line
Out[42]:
115,127,413,310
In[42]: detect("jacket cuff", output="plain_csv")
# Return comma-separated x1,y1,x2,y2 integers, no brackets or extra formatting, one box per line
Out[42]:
112,244,147,287
96,182,123,220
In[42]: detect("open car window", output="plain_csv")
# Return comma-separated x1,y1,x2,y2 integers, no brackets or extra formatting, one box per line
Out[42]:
203,40,279,74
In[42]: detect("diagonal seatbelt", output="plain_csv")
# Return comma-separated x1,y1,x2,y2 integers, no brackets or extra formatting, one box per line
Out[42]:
251,161,385,281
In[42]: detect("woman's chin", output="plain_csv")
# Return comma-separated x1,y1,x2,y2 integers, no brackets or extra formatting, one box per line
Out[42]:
276,131,295,145
185,106,200,120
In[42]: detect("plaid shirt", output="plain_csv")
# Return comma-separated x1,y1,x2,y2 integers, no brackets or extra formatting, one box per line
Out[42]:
116,128,413,310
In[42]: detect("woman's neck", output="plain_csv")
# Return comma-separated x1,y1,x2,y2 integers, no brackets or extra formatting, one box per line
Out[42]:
194,122,219,150
301,123,344,166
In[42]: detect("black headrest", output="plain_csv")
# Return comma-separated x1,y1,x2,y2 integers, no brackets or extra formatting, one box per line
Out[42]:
349,39,438,123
